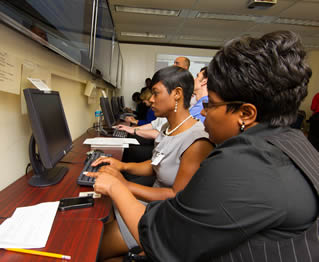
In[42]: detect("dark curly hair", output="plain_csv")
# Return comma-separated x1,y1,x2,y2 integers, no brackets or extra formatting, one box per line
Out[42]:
151,66,194,109
208,30,312,127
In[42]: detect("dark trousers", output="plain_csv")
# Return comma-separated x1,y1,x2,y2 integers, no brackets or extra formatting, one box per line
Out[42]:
122,135,155,186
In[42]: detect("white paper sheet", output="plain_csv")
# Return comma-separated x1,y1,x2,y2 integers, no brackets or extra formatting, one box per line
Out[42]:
91,143,129,148
0,48,21,95
27,77,51,92
0,202,59,248
84,137,139,146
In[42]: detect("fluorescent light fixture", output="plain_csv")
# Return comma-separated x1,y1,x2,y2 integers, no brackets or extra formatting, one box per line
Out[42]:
179,35,223,42
276,18,319,27
121,32,166,39
197,12,319,27
115,5,180,16
197,12,256,22
304,44,319,49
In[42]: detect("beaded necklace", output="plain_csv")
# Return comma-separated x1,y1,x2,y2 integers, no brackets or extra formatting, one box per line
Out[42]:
165,115,192,136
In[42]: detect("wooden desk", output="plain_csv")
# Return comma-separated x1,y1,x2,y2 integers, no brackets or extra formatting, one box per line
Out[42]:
0,218,103,261
0,132,123,261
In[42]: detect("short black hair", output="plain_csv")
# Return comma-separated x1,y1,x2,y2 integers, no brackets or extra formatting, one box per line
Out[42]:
207,30,312,127
200,66,208,78
151,66,194,109
132,92,141,102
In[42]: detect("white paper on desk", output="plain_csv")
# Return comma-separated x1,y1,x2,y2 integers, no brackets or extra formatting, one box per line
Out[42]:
84,137,139,146
91,143,129,148
0,201,59,248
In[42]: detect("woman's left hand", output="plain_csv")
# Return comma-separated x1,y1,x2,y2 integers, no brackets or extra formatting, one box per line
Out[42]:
99,165,128,185
86,167,128,195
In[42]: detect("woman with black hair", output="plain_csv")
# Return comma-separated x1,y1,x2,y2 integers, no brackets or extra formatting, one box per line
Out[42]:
89,31,319,261
89,66,213,260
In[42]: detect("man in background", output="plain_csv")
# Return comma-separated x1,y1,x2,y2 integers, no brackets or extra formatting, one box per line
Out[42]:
189,67,208,123
174,56,190,70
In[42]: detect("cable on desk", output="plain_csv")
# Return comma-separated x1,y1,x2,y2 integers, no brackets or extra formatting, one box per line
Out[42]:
25,163,31,176
59,160,83,165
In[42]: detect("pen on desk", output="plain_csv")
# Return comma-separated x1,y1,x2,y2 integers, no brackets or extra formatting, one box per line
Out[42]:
5,248,71,260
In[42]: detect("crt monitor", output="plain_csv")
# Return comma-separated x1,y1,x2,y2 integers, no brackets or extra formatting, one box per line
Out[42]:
100,97,116,128
24,88,73,187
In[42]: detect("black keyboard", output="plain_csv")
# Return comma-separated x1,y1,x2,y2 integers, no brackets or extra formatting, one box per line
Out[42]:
100,127,127,138
77,151,112,186
113,129,127,138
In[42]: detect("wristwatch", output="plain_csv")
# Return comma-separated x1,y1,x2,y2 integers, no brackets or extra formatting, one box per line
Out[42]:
134,128,139,136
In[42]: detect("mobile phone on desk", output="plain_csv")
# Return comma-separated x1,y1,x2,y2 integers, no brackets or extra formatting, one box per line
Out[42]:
58,196,94,211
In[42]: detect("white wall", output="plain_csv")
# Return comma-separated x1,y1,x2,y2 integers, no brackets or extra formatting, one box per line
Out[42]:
117,43,218,109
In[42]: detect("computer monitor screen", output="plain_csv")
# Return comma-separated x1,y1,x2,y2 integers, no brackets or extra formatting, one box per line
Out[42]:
111,96,120,119
24,88,73,187
100,97,116,128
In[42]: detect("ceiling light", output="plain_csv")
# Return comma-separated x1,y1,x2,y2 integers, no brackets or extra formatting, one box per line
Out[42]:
197,12,256,22
115,5,180,16
304,44,319,48
197,12,319,27
179,35,223,42
179,9,199,18
276,18,319,27
120,32,166,39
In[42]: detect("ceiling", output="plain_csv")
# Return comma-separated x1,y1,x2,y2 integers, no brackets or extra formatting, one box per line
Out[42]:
107,0,319,51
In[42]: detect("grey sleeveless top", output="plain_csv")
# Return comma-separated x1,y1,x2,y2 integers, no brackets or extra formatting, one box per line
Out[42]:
151,120,209,188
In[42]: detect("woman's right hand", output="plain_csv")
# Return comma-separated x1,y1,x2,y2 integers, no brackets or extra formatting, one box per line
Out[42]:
91,156,125,171
125,116,138,125
115,124,134,134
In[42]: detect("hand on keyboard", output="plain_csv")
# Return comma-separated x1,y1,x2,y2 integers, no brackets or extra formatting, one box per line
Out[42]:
113,124,134,135
77,151,112,187
95,162,110,171
85,165,128,194
91,156,125,171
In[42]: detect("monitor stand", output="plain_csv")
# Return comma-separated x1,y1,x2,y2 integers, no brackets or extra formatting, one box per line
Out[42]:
28,166,68,187
28,135,68,187
99,127,114,137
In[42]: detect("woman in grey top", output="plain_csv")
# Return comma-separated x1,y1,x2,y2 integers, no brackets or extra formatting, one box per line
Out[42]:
90,66,213,260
